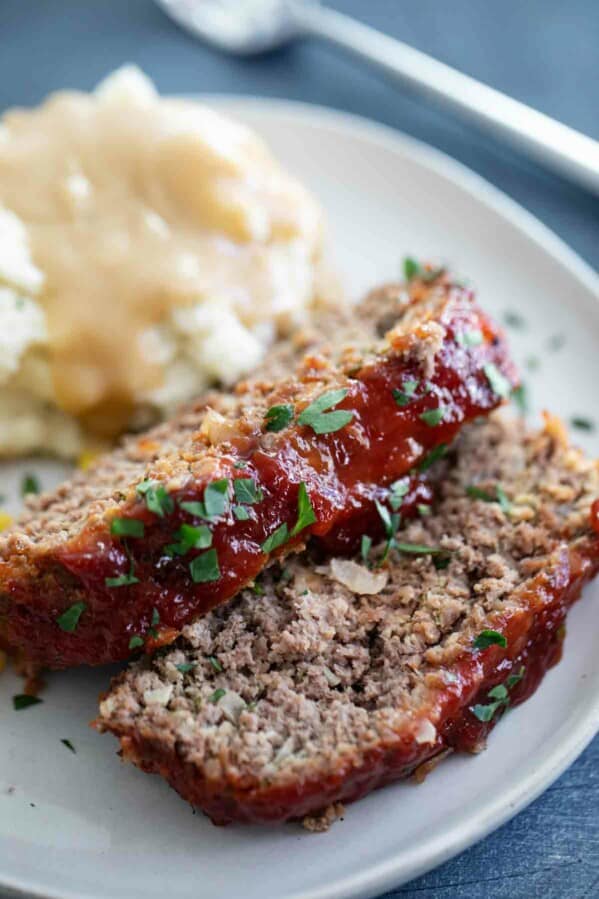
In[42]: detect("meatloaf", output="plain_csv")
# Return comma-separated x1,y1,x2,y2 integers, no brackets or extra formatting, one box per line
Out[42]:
96,414,599,827
0,271,516,668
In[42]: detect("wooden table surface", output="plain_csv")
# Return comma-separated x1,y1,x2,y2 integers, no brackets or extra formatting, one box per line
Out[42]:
1,2,598,897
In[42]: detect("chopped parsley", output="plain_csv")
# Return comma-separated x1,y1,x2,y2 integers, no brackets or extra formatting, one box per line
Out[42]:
149,607,160,638
547,334,565,352
136,480,174,517
203,479,229,518
456,329,483,347
403,257,421,281
433,555,451,570
470,666,526,722
389,478,410,510
402,258,444,283
375,499,401,564
233,505,251,521
110,517,145,539
467,483,511,514
261,522,289,554
179,500,207,518
209,688,226,704
571,416,595,433
361,534,372,564
496,485,511,515
166,523,212,556
506,666,526,688
128,635,144,650
176,662,195,673
419,407,446,427
503,310,527,330
298,388,354,435
189,548,220,583
21,473,40,496
484,363,511,398
105,567,139,588
208,655,223,673
392,378,419,407
61,739,76,754
233,478,263,505
56,601,86,633
234,460,247,469
466,485,496,502
395,542,445,556
264,404,294,432
417,504,431,516
512,383,528,415
290,482,316,537
473,630,507,650
13,694,43,711
418,443,448,472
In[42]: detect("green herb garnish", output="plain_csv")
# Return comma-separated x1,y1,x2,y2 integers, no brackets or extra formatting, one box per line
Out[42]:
261,522,289,554
512,383,528,415
473,630,507,650
298,388,354,435
166,523,212,556
418,443,448,472
21,473,40,496
264,404,294,432
128,635,144,650
392,378,419,407
13,694,43,711
484,363,511,398
503,311,527,330
466,485,496,502
179,500,206,518
419,407,446,427
176,662,194,673
389,478,410,510
403,257,421,280
506,666,526,688
136,480,174,517
110,517,145,539
149,607,160,638
209,688,226,704
470,702,501,723
361,534,372,564
290,482,316,537
496,485,511,515
233,505,251,521
208,655,223,673
417,504,431,516
433,555,451,570
395,542,445,555
56,601,86,633
105,569,139,588
203,479,229,518
571,417,595,433
234,460,248,469
61,739,76,754
189,548,220,583
233,478,263,505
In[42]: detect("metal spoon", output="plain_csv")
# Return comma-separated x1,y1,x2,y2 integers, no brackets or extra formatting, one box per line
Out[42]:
155,0,599,196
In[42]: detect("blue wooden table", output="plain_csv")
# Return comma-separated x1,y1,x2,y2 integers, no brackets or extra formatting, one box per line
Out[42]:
1,3,598,897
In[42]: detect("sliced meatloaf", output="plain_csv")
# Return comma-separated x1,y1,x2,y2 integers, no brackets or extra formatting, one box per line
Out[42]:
96,414,599,827
0,271,516,668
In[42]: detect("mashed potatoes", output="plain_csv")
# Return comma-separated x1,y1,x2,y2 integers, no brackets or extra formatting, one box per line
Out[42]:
0,67,333,457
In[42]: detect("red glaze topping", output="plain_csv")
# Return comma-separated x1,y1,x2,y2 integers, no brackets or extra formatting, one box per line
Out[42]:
3,283,517,667
108,536,599,825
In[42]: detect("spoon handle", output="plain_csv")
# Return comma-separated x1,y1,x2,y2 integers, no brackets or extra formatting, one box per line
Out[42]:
291,2,599,195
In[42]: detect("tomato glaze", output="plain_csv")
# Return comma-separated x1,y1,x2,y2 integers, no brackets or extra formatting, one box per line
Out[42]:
112,535,599,825
5,290,517,667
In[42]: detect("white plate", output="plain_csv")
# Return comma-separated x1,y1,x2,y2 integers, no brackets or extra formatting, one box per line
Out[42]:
1,98,598,899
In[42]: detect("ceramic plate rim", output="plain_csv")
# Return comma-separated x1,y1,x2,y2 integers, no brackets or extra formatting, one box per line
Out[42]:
1,95,598,899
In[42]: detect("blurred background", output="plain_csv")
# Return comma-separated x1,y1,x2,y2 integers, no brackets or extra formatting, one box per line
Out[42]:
1,2,598,898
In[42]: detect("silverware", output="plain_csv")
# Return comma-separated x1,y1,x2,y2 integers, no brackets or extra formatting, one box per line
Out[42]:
155,0,599,196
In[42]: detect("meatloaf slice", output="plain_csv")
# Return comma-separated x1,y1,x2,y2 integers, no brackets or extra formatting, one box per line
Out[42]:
96,414,599,827
0,271,516,668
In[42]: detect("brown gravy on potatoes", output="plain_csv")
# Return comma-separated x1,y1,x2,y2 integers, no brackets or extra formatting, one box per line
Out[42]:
0,68,325,436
